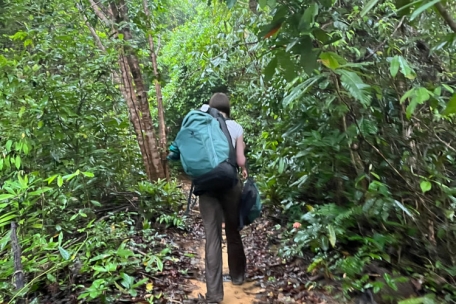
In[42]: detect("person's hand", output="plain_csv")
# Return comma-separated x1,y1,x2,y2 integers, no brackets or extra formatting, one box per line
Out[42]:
241,167,248,179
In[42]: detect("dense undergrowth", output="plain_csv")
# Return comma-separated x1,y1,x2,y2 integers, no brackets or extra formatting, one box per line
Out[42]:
1,0,456,303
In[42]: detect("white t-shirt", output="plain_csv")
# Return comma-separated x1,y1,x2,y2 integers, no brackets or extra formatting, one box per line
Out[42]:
200,105,243,147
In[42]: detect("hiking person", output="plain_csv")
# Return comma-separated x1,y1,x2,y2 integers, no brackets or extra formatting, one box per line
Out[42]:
197,93,248,303
169,92,249,303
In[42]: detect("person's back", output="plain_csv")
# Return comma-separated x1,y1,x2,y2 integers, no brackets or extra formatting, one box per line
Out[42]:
198,93,247,304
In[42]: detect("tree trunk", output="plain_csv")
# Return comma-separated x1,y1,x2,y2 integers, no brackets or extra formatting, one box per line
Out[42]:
11,221,25,303
79,4,160,180
118,54,162,181
142,0,169,180
111,1,165,181
85,0,169,181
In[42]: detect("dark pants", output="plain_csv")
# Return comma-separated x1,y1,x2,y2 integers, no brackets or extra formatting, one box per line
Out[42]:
199,181,246,302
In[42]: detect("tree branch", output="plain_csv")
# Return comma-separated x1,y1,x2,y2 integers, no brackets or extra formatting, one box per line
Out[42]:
435,2,456,33
362,16,405,61
78,5,107,52
88,0,111,25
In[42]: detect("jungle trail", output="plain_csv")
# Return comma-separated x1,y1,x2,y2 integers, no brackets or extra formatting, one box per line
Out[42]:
1,0,456,303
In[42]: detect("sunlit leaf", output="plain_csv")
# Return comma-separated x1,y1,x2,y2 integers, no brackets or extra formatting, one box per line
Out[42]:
327,224,336,247
398,56,416,79
6,140,13,152
320,52,340,70
22,142,29,155
420,180,432,193
46,174,59,185
360,0,380,17
290,174,309,187
383,273,398,291
121,273,135,288
57,176,63,187
47,273,57,283
278,158,285,174
0,231,11,251
390,56,400,77
59,246,70,260
442,94,456,115
399,297,436,304
403,87,430,118
393,200,415,219
410,0,442,21
15,155,21,169
0,212,16,227
0,194,15,201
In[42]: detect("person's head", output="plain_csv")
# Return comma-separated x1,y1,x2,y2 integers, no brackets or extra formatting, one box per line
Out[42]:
209,93,230,117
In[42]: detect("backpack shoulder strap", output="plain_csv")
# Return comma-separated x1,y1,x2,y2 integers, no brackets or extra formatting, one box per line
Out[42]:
205,107,237,168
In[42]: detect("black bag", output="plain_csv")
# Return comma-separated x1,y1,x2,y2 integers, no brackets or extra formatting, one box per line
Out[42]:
238,164,262,230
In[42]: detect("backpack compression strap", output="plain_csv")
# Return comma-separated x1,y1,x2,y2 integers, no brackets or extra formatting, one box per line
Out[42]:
206,107,237,168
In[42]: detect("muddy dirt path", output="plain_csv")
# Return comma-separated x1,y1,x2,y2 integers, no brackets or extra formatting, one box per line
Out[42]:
178,176,262,303
188,228,262,303
178,179,338,304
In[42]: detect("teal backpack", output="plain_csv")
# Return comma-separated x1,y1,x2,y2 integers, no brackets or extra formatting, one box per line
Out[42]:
174,106,238,196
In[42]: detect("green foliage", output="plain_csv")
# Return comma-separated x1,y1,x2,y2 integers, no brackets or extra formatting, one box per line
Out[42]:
2,0,456,301
398,294,436,304
133,178,184,219
157,213,186,229
159,0,456,300
0,1,187,301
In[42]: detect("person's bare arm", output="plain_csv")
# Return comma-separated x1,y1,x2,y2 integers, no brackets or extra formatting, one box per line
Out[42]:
236,135,248,178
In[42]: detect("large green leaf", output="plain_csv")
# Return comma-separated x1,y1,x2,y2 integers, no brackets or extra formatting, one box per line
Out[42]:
0,231,12,251
278,52,297,82
282,75,324,107
320,52,340,70
442,94,456,115
300,36,319,75
400,87,431,118
59,246,70,260
0,212,16,227
0,194,15,201
410,0,442,21
264,56,278,83
398,297,435,304
390,56,400,77
327,224,336,247
391,56,415,79
360,0,380,17
395,0,413,17
398,56,416,80
336,70,371,106
299,3,318,30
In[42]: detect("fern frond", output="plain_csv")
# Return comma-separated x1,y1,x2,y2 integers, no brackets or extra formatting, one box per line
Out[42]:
336,69,371,107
